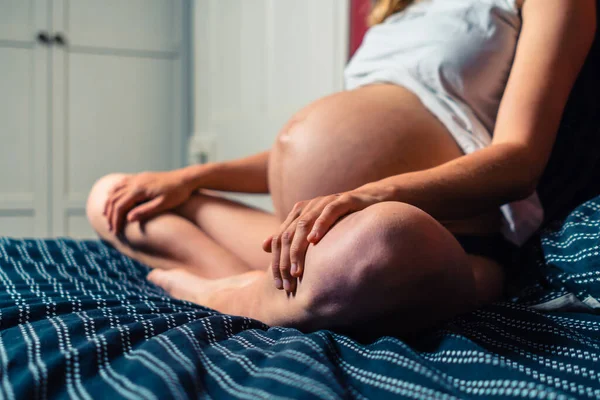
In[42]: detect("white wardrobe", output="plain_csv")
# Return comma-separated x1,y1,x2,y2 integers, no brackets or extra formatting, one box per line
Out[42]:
0,0,190,238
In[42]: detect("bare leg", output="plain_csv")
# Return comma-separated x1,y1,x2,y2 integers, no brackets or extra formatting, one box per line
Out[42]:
149,202,503,338
86,174,280,279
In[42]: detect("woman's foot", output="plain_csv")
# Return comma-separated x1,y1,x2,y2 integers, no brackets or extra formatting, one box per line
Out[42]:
147,269,265,316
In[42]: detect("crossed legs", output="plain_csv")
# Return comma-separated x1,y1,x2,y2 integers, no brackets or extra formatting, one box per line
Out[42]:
87,173,280,279
87,174,499,337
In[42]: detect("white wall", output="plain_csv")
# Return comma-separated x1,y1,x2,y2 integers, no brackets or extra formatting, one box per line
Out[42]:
193,0,349,211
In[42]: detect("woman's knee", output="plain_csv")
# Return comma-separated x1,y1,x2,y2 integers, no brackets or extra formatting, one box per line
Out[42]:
298,201,475,330
86,173,128,234
306,201,467,287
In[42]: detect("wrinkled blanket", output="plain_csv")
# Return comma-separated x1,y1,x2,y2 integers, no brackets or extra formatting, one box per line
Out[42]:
1,197,600,399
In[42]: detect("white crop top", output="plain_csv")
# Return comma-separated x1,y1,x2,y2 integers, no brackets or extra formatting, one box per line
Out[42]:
344,0,543,246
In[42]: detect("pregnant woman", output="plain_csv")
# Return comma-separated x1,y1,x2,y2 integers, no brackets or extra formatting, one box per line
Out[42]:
87,0,595,337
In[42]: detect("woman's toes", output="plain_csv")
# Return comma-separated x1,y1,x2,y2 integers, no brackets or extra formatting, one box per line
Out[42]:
147,269,170,289
148,269,204,302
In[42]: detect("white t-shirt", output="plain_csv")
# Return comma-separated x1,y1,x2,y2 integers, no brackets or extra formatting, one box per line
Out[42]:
345,0,543,246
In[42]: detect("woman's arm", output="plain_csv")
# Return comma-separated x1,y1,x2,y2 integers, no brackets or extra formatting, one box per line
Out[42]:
181,150,270,194
363,0,597,221
105,150,270,233
264,0,597,292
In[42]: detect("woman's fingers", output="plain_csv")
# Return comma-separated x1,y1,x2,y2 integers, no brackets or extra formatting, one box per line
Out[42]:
104,179,127,216
128,197,164,222
112,192,143,234
308,196,352,243
277,204,302,236
271,197,334,290
289,218,312,279
111,194,129,234
270,197,344,291
108,178,127,196
270,235,284,290
278,229,296,292
262,236,273,253
106,189,127,232
267,202,304,287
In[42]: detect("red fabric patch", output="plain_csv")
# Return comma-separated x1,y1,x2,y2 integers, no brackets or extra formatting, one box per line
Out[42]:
350,0,371,58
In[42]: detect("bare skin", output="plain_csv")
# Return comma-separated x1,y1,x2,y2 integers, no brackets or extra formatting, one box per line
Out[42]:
87,85,505,336
87,0,596,337
147,201,490,338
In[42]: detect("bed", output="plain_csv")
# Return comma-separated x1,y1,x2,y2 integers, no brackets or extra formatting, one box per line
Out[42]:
3,5,600,397
1,193,600,400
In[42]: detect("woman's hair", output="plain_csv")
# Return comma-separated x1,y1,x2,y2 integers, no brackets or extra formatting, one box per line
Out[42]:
368,0,414,26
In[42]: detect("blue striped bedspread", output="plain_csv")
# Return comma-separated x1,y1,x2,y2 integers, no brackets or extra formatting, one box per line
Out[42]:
1,197,600,399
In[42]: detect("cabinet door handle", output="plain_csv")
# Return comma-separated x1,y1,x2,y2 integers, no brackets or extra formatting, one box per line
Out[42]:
53,33,66,46
37,32,51,45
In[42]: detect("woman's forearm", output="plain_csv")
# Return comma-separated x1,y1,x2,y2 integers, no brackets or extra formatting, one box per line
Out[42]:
369,143,539,220
180,150,270,194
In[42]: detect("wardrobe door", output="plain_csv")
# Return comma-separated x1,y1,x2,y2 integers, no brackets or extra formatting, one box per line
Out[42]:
51,0,188,238
0,0,50,237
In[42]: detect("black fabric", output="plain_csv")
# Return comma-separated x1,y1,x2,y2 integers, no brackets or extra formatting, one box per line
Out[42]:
536,2,600,226
454,233,518,267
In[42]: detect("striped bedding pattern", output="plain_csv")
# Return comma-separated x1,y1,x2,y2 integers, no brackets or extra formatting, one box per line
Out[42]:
1,197,600,399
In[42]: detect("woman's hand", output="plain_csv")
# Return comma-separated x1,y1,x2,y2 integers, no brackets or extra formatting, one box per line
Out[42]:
263,184,394,293
103,170,195,234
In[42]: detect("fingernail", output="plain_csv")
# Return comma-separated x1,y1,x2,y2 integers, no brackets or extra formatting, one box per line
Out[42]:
291,263,298,275
283,279,291,292
274,278,283,290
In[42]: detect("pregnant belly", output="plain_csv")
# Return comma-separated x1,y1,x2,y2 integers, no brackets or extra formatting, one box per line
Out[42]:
268,84,501,233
